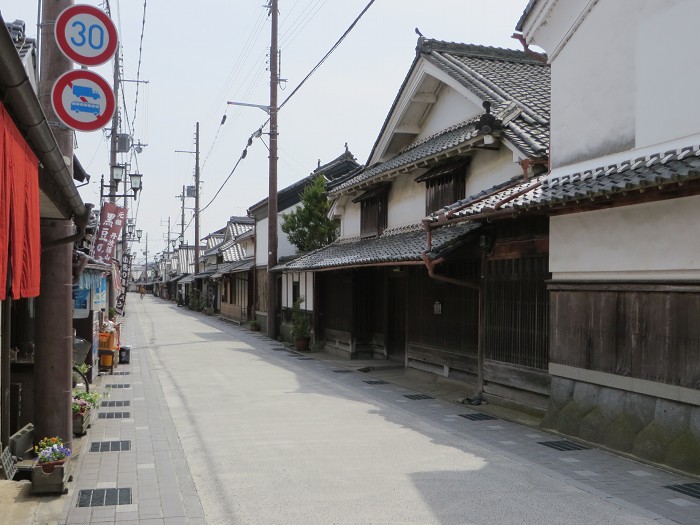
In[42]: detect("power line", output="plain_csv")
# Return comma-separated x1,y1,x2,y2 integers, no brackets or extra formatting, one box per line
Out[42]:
279,0,376,111
129,0,148,134
197,0,376,216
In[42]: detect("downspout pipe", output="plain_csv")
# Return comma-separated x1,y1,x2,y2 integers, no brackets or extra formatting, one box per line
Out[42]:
0,15,87,221
420,249,485,396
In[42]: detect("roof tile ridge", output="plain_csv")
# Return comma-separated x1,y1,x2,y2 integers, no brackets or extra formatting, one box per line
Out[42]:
419,38,543,64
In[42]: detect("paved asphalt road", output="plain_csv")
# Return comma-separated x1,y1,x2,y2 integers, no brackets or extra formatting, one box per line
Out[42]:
124,296,695,525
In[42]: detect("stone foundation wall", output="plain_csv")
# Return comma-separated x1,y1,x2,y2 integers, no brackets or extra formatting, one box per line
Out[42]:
542,377,700,475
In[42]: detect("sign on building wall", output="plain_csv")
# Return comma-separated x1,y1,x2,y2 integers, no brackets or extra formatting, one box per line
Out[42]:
115,250,132,315
92,202,126,264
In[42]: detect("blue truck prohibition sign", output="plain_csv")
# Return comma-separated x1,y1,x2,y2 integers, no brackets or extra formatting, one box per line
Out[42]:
72,85,101,100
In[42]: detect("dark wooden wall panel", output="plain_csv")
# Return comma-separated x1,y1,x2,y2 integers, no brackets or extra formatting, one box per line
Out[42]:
550,285,700,389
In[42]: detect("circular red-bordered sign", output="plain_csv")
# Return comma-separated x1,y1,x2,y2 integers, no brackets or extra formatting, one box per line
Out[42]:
51,70,115,132
54,4,118,66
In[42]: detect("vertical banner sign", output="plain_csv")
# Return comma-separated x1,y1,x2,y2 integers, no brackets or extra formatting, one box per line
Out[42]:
92,202,126,264
115,251,131,315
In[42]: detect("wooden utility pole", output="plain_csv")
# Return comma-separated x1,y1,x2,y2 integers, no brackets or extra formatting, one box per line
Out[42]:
194,123,200,275
180,185,185,243
267,0,279,339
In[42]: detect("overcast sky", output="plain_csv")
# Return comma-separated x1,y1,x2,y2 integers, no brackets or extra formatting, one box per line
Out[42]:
3,0,529,262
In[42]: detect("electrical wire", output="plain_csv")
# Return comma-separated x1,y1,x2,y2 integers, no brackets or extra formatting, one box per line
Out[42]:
129,0,148,135
190,0,376,219
279,0,375,111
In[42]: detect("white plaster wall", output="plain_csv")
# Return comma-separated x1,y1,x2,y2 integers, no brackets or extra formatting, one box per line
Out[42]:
281,271,314,310
387,174,425,228
550,195,700,280
255,219,268,266
341,202,361,238
529,0,699,167
465,147,522,198
636,1,700,148
416,84,479,140
255,214,295,267
548,0,636,167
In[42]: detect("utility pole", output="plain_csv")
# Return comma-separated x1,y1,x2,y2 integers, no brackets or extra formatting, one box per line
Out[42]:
35,0,75,450
267,0,279,340
180,186,185,243
109,47,119,203
194,123,201,275
143,233,148,282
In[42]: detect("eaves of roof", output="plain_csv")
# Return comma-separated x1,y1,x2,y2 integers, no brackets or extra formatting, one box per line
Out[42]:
273,222,480,272
429,145,700,223
329,109,509,196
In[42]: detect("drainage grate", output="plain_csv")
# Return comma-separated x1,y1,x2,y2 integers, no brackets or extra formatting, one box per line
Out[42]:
459,413,498,421
98,412,130,419
665,483,700,500
539,440,590,451
90,441,131,452
297,357,313,360
364,380,388,385
333,369,353,374
101,400,130,407
105,384,130,389
113,371,130,375
404,394,435,400
271,347,287,351
287,353,299,357
77,488,132,507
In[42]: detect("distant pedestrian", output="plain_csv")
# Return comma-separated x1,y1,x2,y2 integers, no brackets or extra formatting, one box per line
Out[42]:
139,285,145,299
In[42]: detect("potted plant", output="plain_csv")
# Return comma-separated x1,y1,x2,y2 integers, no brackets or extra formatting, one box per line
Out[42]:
72,390,102,436
249,320,261,331
31,436,72,494
290,297,311,351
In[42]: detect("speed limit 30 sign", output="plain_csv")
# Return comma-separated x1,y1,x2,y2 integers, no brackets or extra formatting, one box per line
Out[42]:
54,4,118,66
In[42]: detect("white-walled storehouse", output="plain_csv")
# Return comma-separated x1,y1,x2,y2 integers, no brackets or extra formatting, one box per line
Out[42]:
517,0,700,474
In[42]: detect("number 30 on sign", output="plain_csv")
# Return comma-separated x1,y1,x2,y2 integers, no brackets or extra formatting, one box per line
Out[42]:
54,4,118,67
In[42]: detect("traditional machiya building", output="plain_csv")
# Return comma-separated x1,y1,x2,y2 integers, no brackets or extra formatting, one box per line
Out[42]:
249,149,360,335
517,0,700,474
216,217,255,324
278,37,551,412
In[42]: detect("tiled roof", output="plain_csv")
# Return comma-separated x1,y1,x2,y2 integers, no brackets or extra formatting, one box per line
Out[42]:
215,258,254,276
332,39,549,195
431,145,700,221
275,222,480,272
249,150,361,213
223,241,247,263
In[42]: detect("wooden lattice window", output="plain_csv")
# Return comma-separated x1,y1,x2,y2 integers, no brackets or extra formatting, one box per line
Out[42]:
354,185,389,238
416,159,469,215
